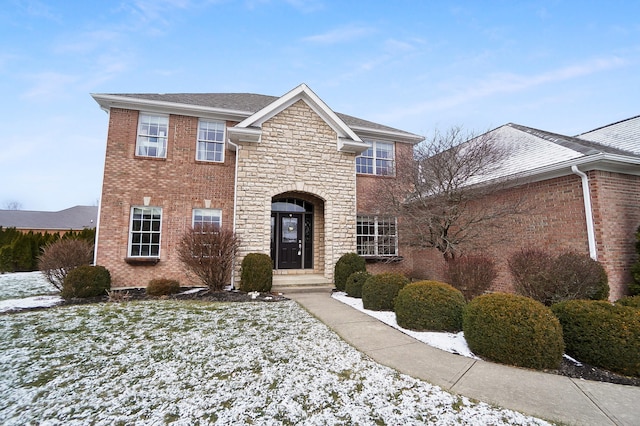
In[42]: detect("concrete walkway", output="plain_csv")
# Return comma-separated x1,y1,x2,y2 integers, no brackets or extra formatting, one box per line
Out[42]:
286,289,640,426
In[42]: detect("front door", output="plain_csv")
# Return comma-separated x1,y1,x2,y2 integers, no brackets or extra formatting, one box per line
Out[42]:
278,213,303,269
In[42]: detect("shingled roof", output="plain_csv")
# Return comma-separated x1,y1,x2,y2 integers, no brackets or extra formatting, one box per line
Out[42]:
0,206,98,231
465,122,640,186
105,92,422,141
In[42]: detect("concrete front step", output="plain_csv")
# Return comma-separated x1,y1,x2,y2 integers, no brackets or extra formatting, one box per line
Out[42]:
272,274,334,294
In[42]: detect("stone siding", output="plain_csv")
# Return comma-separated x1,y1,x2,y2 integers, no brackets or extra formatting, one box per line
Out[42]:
233,100,358,283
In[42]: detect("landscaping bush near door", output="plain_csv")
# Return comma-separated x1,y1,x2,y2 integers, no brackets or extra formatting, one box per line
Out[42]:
508,249,609,306
463,293,564,370
334,253,366,291
395,281,466,332
361,273,409,311
61,265,111,299
240,253,273,292
552,300,640,377
345,271,371,298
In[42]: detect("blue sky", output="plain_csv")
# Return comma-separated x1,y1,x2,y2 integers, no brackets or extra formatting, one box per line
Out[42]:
1,0,638,211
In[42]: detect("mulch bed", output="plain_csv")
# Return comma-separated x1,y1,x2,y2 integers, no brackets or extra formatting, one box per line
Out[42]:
10,287,640,387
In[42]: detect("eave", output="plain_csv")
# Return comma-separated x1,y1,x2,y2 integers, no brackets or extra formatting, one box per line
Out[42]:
90,93,252,122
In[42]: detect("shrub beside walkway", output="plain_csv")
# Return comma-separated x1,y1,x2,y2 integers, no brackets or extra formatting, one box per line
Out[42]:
287,290,640,426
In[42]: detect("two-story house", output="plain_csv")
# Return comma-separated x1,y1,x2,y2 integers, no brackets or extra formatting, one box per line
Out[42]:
92,84,424,289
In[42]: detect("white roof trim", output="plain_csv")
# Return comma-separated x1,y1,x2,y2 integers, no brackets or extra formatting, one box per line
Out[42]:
90,94,251,121
338,137,370,154
234,83,363,143
351,126,424,144
477,153,640,189
227,127,261,144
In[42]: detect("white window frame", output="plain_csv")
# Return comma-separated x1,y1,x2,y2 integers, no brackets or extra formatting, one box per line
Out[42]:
136,113,168,158
356,140,395,176
357,215,398,257
192,208,222,231
196,119,226,163
128,206,162,257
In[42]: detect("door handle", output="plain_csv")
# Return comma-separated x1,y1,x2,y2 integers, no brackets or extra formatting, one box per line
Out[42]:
298,240,302,256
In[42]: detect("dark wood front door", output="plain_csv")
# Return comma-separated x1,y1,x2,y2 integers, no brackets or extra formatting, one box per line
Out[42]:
278,213,303,269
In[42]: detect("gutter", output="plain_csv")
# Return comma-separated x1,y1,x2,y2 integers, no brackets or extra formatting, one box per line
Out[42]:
228,139,241,289
571,165,597,260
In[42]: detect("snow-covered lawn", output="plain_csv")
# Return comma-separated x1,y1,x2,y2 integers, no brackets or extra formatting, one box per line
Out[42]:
0,273,550,425
0,271,62,313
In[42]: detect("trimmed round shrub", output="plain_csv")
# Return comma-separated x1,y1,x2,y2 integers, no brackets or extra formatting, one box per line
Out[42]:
362,273,409,311
395,281,466,332
345,271,371,298
61,265,111,299
552,300,640,376
463,293,564,370
240,253,273,292
334,253,366,291
616,295,640,309
146,278,181,296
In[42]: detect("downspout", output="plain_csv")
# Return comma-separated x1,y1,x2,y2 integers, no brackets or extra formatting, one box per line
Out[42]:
228,139,240,289
571,165,597,260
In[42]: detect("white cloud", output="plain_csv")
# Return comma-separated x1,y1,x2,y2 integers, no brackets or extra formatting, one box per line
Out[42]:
384,56,628,119
21,72,79,100
302,25,374,44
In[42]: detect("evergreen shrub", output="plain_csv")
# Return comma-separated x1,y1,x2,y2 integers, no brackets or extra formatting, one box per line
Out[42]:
616,295,640,309
463,293,564,370
629,225,640,296
61,265,111,299
240,253,273,292
146,278,181,296
345,271,371,298
334,253,366,291
395,281,466,332
361,273,409,311
552,300,640,376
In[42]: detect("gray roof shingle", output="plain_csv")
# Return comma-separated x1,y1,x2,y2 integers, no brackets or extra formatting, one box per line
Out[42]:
0,206,98,231
110,92,420,139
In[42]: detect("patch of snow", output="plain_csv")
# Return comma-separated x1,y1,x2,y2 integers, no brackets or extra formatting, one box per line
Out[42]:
0,271,57,301
0,295,63,313
563,354,583,367
332,292,478,359
179,287,207,295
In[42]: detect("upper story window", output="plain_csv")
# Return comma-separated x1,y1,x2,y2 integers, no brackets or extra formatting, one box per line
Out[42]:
193,208,222,231
129,206,162,257
136,114,168,158
197,120,225,162
356,140,395,176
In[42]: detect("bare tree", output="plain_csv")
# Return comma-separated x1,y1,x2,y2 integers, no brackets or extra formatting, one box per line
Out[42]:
177,225,239,291
3,201,22,210
39,239,94,291
377,126,526,261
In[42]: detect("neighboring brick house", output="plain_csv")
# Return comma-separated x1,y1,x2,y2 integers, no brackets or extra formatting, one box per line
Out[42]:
92,84,424,288
411,119,640,300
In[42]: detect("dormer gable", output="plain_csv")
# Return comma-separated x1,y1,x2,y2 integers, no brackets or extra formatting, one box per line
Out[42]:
227,83,369,154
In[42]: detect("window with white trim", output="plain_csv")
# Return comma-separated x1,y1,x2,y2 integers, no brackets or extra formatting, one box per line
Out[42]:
136,114,168,158
357,215,398,256
192,208,222,231
129,207,162,257
356,140,395,175
196,120,225,162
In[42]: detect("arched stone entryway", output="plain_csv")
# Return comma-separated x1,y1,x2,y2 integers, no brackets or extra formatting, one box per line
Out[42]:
271,192,325,274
